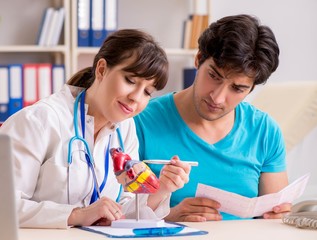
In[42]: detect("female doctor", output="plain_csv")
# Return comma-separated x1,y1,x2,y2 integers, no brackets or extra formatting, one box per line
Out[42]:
0,29,191,228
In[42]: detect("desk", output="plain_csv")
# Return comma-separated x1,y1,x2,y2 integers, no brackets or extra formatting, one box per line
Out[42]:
19,219,316,240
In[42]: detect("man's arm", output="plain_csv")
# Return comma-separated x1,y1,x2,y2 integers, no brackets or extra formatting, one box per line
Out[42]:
259,171,288,195
259,171,291,219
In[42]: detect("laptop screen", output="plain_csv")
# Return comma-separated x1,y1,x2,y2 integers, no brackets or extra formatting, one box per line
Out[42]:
0,134,19,240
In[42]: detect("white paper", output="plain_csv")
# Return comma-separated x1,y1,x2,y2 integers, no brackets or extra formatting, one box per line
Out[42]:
195,173,310,218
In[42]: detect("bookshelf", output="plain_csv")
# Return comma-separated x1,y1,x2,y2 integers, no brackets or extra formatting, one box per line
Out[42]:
71,0,212,96
0,0,71,79
0,0,211,121
0,0,70,123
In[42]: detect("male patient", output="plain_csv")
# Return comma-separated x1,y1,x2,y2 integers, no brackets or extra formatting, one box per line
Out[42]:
134,14,291,222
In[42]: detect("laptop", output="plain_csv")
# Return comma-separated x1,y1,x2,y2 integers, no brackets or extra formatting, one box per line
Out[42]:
0,134,19,240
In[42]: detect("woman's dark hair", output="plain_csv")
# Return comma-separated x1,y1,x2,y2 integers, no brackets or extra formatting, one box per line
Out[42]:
67,29,168,90
198,14,279,86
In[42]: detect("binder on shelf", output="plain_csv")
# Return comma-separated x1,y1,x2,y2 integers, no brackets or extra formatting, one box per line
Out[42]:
104,0,118,38
8,64,23,116
91,0,105,47
37,63,52,100
49,7,65,46
37,7,54,46
202,15,209,33
0,66,9,122
189,14,203,49
23,64,38,107
183,67,196,89
182,15,193,49
52,65,65,93
78,0,91,46
45,9,59,46
189,0,209,49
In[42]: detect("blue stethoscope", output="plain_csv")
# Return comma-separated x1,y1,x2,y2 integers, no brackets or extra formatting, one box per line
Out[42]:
67,90,124,205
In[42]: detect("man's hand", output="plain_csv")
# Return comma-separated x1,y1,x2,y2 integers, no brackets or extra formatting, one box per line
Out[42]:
262,202,292,219
165,197,222,222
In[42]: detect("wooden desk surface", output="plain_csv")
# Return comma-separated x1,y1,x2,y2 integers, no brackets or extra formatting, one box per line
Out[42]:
19,219,316,240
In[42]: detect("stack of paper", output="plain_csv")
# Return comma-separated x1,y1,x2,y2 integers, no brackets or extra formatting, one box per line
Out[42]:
196,173,310,218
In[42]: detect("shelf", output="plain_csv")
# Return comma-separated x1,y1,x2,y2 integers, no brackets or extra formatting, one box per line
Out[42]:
0,0,71,77
74,47,198,56
74,47,99,55
0,45,68,53
165,48,198,56
70,0,211,94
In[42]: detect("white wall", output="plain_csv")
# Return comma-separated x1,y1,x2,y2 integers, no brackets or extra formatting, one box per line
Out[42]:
211,0,317,83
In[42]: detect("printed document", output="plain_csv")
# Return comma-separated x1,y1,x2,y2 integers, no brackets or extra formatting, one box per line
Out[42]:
195,173,310,218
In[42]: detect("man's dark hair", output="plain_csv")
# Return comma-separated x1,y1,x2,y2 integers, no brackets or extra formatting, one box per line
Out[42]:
198,14,279,86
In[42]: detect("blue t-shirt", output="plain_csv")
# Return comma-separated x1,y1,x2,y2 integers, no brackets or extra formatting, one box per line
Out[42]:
134,93,286,220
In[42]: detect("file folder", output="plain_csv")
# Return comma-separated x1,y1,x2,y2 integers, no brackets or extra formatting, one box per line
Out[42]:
52,64,65,93
37,63,52,100
78,0,91,46
91,0,105,47
23,64,38,107
0,66,9,122
49,7,65,46
183,68,196,89
46,9,59,46
37,7,54,46
104,0,118,37
8,64,23,116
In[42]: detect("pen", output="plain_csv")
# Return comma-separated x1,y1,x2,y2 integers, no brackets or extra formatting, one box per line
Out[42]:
143,159,199,167
133,226,184,236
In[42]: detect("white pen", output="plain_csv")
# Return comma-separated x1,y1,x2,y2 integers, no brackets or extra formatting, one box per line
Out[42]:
143,159,199,167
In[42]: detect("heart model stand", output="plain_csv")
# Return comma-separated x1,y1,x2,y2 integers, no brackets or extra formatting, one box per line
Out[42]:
110,148,165,228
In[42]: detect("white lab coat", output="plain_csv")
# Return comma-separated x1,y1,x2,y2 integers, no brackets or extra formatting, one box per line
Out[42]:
0,85,170,229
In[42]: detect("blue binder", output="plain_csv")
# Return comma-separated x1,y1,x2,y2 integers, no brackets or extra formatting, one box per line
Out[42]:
91,0,105,47
183,68,196,89
0,66,9,122
104,0,118,38
78,0,91,46
8,64,23,116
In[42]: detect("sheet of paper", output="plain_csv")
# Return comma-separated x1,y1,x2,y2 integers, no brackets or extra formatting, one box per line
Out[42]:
195,173,310,218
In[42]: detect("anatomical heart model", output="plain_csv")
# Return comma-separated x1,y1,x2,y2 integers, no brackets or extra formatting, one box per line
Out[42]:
110,148,165,227
110,147,159,193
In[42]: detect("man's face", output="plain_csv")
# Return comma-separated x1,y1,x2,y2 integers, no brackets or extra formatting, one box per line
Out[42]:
193,58,254,122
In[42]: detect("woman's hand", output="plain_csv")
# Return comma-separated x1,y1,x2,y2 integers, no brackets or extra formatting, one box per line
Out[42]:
68,196,123,226
158,156,191,194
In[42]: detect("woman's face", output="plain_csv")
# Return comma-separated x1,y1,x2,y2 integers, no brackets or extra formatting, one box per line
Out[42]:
88,58,156,124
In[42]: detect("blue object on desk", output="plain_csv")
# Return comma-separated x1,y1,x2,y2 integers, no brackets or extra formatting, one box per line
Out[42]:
133,226,184,236
79,222,208,238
